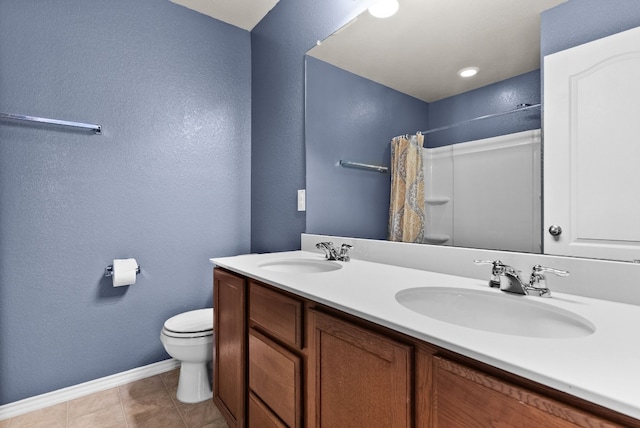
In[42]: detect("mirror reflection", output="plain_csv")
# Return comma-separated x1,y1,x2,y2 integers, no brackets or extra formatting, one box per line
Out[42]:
305,0,565,253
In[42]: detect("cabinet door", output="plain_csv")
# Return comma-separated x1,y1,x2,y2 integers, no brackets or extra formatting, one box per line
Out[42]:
544,25,640,260
307,310,412,428
432,357,620,428
213,268,247,428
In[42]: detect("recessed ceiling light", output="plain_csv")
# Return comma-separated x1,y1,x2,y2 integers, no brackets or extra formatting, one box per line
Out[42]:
458,67,479,78
368,0,399,18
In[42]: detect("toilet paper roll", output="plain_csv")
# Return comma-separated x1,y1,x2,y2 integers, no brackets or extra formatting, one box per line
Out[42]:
112,258,138,287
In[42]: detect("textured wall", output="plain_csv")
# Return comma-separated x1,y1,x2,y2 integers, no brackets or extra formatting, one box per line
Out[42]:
541,0,640,56
305,56,429,240
427,71,541,148
0,0,251,404
250,0,369,253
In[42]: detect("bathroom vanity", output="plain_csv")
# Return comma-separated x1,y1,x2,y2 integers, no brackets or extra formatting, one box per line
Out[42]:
210,251,640,428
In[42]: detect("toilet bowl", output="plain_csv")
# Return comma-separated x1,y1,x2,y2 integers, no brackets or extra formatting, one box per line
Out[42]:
160,308,214,403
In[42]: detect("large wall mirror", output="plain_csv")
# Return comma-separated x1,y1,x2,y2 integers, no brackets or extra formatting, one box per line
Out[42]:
305,0,640,262
305,0,565,254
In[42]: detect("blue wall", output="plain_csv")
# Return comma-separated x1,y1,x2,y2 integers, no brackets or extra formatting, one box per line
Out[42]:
427,71,541,148
305,57,429,240
541,0,640,56
0,0,251,404
250,0,367,253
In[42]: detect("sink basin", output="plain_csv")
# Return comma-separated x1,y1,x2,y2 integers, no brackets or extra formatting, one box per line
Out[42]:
395,287,595,338
257,258,342,273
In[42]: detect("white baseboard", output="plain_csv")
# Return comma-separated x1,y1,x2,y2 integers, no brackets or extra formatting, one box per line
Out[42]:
0,359,180,421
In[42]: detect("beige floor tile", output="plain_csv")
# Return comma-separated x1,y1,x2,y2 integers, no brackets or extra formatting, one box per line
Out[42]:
7,402,67,428
119,375,168,402
176,400,223,428
68,403,127,428
125,406,186,428
161,369,180,397
120,375,172,405
160,368,180,389
121,375,177,424
121,393,176,423
4,370,205,428
197,419,229,428
67,387,121,420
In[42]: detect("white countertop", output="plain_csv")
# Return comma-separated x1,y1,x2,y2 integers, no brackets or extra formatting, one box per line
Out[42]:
210,250,640,420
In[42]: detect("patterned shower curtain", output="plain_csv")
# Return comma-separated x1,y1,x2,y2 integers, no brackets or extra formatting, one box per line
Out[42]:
388,134,425,243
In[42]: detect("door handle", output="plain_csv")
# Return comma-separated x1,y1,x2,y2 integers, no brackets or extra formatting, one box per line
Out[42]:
548,225,562,236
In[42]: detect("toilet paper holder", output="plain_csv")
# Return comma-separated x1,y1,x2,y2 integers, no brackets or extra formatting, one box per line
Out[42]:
104,264,141,277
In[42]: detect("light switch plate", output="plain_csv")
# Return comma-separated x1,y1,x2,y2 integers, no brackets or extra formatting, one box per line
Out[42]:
298,189,306,211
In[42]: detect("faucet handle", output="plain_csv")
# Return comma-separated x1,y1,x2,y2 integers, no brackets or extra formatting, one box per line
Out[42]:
339,244,352,261
474,260,506,288
531,265,569,285
527,265,569,297
532,265,570,277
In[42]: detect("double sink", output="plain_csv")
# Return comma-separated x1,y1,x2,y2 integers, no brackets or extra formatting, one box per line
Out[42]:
258,258,595,339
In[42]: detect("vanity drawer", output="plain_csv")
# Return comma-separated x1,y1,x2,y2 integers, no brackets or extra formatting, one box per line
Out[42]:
249,329,302,428
249,281,303,349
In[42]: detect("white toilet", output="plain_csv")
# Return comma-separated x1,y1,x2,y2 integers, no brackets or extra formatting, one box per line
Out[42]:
160,308,214,403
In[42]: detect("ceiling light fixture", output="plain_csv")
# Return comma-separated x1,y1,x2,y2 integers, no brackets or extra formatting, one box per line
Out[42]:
368,0,399,18
458,67,479,78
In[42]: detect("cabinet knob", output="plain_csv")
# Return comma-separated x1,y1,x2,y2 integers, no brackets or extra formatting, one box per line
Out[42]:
548,225,563,236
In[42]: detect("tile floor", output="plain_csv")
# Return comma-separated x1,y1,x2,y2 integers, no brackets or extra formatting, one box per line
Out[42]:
0,369,228,428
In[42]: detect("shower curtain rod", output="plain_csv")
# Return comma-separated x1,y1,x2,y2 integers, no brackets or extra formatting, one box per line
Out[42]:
419,103,540,135
0,112,102,134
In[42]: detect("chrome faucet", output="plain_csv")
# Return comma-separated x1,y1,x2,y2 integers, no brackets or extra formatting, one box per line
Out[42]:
474,260,569,297
315,242,352,262
498,265,531,295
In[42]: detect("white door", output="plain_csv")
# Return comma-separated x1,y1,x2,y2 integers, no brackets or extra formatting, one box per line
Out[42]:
544,25,640,261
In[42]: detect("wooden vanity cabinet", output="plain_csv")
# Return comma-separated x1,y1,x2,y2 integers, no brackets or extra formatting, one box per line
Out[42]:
214,268,638,428
213,268,247,428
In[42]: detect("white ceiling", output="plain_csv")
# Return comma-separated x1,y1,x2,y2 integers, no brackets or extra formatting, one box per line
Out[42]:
308,0,567,102
170,0,279,31
170,0,566,102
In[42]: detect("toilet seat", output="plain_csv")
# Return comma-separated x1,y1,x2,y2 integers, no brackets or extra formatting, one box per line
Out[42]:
162,308,213,338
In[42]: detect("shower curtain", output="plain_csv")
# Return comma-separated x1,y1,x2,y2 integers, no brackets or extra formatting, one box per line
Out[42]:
388,134,425,243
